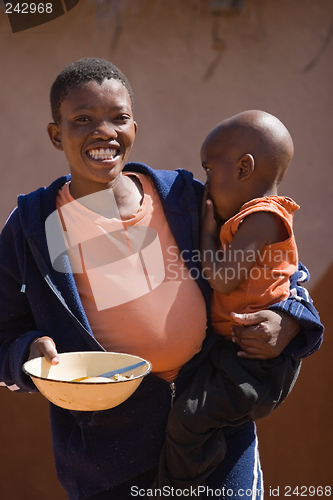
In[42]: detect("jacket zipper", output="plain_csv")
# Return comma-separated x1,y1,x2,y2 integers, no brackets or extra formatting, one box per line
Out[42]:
26,237,105,351
170,382,176,407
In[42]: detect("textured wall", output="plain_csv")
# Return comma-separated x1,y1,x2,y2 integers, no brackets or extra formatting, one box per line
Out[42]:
0,0,332,498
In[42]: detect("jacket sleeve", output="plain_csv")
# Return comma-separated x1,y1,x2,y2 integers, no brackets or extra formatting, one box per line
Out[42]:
0,209,40,392
269,262,324,359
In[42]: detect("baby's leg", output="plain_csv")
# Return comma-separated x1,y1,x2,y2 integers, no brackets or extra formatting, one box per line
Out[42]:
154,339,300,497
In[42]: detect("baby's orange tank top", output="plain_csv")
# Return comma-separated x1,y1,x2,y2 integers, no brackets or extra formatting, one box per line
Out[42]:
211,196,299,337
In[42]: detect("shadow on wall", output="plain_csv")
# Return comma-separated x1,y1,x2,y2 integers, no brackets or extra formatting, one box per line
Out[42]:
0,264,332,499
257,263,333,492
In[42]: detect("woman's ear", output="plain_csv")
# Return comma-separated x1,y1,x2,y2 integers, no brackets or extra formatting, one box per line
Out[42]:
238,153,255,180
47,123,63,151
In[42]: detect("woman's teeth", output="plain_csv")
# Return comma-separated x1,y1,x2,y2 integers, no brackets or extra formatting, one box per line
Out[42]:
88,148,118,160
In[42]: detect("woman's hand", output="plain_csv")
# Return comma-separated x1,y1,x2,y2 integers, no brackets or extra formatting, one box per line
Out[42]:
28,336,59,365
230,310,301,360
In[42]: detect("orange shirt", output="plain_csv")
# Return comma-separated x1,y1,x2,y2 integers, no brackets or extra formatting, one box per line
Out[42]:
56,173,207,382
211,196,299,337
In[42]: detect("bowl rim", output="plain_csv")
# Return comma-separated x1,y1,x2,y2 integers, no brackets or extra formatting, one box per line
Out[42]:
22,351,152,385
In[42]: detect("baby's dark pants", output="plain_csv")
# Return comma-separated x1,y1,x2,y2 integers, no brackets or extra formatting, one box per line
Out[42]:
154,339,301,496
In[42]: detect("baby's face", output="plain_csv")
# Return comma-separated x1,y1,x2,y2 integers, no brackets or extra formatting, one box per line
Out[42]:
48,78,137,196
201,139,241,222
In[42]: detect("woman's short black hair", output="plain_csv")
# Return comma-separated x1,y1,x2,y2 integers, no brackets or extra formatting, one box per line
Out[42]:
50,58,134,124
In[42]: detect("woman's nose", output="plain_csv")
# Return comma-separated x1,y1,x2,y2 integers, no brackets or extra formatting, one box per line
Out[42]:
93,122,117,139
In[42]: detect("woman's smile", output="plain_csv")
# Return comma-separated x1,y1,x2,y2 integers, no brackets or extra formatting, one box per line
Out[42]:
86,147,120,162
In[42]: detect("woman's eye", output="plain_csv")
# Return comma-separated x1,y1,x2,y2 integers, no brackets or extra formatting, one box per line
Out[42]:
75,116,90,123
116,114,130,122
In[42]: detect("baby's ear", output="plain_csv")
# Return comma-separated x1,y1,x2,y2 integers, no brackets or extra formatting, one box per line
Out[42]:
238,154,254,180
47,123,63,151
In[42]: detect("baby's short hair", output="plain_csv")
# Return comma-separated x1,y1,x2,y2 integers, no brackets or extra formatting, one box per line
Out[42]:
50,58,134,124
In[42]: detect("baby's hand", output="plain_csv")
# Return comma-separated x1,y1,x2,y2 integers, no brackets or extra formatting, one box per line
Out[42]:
201,198,218,237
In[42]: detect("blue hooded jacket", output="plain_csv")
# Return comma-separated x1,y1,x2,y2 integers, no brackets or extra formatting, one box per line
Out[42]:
0,163,323,499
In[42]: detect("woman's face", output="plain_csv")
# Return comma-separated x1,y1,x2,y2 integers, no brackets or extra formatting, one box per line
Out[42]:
47,78,137,198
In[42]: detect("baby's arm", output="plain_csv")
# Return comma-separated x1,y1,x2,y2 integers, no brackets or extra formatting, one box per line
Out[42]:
200,199,286,293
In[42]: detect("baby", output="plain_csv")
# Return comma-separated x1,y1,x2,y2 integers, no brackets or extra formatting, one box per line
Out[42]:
201,110,298,345
154,110,301,497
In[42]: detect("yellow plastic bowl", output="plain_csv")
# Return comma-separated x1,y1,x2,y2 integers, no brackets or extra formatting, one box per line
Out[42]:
23,351,152,411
